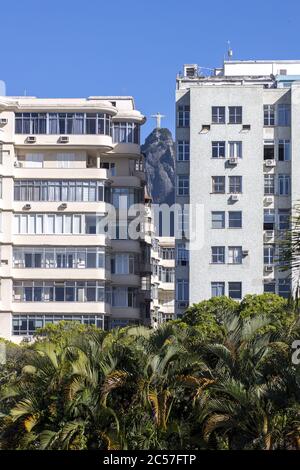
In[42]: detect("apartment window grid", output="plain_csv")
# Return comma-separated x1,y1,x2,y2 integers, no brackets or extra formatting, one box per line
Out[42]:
264,140,275,160
264,105,275,126
278,209,290,230
159,267,175,283
228,106,242,124
211,246,225,264
13,247,106,269
13,280,106,302
264,282,276,294
176,279,189,301
177,105,190,127
278,140,290,161
15,112,112,136
211,211,225,229
278,174,290,196
264,245,274,265
229,176,242,193
14,179,108,202
212,176,225,193
12,314,105,336
277,104,291,126
264,174,275,195
177,207,189,237
13,213,105,235
177,175,189,196
278,279,291,298
112,287,138,308
177,140,190,161
112,122,140,144
228,211,242,228
212,141,226,158
110,253,137,274
264,209,275,230
228,246,242,264
229,141,242,159
212,106,225,124
228,282,242,299
177,242,189,264
211,282,225,297
160,247,175,259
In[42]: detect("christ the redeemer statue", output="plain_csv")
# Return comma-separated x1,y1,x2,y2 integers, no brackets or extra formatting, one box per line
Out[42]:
151,112,165,129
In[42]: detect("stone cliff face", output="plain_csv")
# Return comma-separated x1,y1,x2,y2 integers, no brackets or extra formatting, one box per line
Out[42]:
141,128,175,206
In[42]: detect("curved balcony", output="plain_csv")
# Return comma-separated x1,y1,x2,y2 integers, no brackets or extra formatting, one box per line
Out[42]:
11,268,110,281
14,134,113,150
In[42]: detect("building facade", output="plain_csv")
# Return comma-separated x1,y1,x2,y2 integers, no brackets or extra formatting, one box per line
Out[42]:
0,95,152,341
175,61,300,316
151,236,175,326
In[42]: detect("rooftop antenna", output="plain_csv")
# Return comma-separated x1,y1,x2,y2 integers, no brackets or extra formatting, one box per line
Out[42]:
151,112,165,129
227,40,233,60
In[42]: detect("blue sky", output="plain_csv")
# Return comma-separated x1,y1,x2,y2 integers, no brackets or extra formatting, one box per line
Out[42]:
1,0,299,139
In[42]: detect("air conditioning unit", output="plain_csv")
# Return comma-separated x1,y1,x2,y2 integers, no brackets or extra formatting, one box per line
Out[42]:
242,124,251,130
0,118,8,125
264,196,273,204
228,157,238,165
0,259,8,265
23,203,31,210
242,250,249,257
264,230,275,241
59,203,68,209
201,124,211,132
14,161,22,167
264,264,273,272
178,259,188,266
22,336,33,343
265,159,276,167
26,136,36,143
59,136,69,143
230,194,239,201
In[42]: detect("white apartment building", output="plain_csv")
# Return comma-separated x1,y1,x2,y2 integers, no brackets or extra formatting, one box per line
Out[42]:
151,236,175,326
0,95,152,342
175,61,300,315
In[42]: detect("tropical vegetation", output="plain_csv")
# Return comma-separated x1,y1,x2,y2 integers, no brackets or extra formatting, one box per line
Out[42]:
0,294,300,450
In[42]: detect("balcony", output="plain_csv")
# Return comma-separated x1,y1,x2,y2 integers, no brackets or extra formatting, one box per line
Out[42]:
14,134,113,150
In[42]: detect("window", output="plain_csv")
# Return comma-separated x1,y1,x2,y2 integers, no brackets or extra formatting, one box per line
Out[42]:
264,282,276,294
212,106,225,124
229,176,242,193
212,211,225,229
13,213,105,235
24,153,43,168
278,209,290,230
112,287,138,307
278,140,290,161
211,282,225,297
176,279,189,301
264,245,274,264
228,282,242,299
264,174,275,195
111,254,136,274
212,176,225,193
13,247,105,269
228,106,242,124
160,247,175,259
112,122,139,144
12,314,105,335
264,105,275,126
13,281,105,302
159,267,175,283
177,105,190,127
229,141,242,159
278,279,291,298
15,113,112,135
228,247,242,264
56,153,75,168
177,175,189,196
177,141,190,161
264,140,275,160
228,211,242,228
177,243,189,264
212,141,225,158
264,209,275,230
211,246,225,264
277,104,291,126
278,175,290,195
14,180,107,202
112,187,142,208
